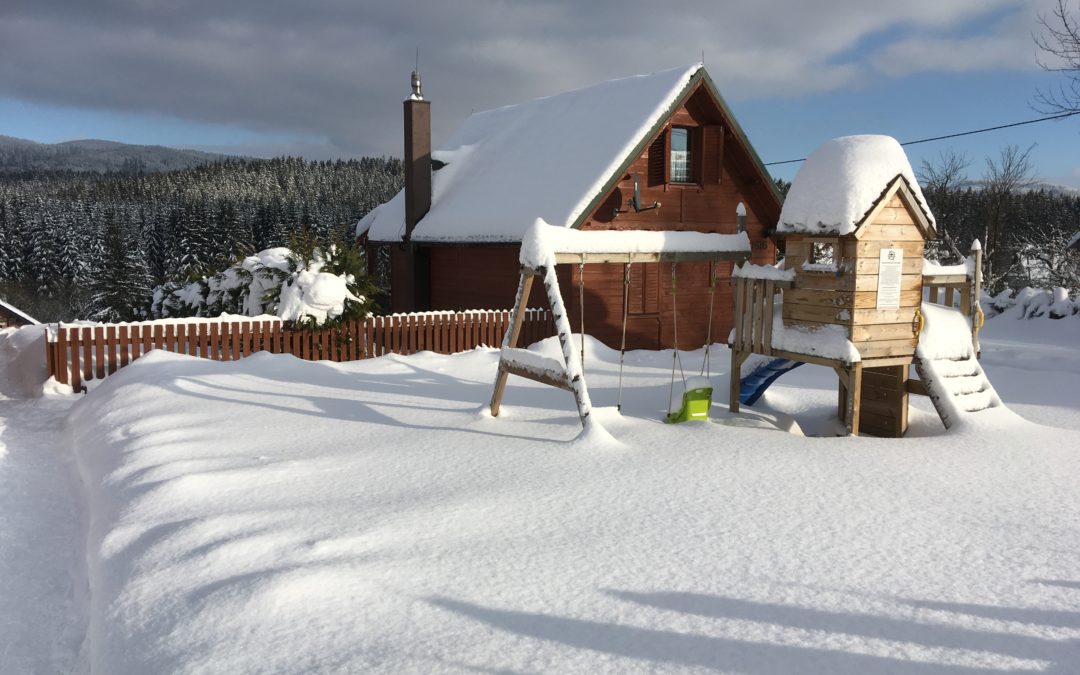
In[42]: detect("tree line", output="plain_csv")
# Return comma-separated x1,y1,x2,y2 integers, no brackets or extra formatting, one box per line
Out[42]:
0,156,402,322
918,146,1080,293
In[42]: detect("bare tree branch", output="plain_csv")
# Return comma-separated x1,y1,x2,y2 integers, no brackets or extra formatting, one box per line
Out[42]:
1035,0,1080,114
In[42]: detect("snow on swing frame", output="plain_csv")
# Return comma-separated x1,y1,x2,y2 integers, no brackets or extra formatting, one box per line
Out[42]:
489,219,751,433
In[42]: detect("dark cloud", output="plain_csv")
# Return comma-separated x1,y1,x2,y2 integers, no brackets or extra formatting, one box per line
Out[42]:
0,0,1042,157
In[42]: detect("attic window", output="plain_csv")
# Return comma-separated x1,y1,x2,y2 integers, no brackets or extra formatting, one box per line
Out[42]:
670,127,692,183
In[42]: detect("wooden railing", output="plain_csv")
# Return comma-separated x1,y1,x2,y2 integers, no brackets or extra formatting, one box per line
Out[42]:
46,309,555,392
922,242,983,354
730,276,792,355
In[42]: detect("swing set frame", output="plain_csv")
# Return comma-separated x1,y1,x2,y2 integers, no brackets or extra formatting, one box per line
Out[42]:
489,246,749,427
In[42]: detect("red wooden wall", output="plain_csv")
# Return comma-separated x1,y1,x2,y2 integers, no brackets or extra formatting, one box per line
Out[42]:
404,81,779,350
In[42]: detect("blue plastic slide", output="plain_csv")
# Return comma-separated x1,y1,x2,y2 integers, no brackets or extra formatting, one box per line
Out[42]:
739,358,804,406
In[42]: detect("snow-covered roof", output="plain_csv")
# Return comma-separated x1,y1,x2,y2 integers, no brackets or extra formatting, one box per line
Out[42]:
776,135,935,237
359,64,775,244
519,219,750,268
0,299,39,325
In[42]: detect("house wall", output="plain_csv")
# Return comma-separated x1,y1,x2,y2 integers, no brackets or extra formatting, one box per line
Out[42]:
427,246,562,313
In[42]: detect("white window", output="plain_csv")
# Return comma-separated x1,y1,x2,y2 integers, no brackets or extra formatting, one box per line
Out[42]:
670,127,692,183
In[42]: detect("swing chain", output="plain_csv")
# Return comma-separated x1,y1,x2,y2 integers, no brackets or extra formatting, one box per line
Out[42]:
701,261,717,378
667,262,686,418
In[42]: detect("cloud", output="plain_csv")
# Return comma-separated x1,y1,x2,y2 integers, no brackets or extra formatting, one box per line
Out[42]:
869,8,1042,77
0,0,1051,157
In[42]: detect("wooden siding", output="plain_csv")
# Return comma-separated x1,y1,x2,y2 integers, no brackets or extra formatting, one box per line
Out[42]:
859,365,910,437
428,246,560,311
781,193,926,362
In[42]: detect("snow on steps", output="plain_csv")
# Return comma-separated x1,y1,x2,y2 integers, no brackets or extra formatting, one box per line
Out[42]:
914,303,1003,429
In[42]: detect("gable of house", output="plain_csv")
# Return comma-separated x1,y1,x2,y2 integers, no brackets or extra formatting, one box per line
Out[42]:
359,64,781,244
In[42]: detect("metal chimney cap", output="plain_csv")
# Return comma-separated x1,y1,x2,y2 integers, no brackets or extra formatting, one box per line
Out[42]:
409,70,423,101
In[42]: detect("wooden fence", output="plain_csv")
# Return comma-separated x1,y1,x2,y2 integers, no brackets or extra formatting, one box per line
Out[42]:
46,309,555,392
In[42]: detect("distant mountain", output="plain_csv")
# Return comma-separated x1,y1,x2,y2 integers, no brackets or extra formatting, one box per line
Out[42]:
0,135,235,174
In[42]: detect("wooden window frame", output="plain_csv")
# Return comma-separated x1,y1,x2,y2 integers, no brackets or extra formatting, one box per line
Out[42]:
805,237,840,272
668,125,695,185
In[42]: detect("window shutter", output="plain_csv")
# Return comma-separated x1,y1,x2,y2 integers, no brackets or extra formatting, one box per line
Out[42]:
702,125,724,184
647,128,667,187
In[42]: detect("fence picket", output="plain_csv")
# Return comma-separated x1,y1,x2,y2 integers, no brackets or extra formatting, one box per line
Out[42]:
45,310,556,390
130,325,142,362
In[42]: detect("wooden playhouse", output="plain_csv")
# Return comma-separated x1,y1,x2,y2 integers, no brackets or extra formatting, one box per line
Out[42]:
729,135,983,437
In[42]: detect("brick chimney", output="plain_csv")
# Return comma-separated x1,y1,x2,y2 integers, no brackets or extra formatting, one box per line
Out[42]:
391,69,432,312
403,69,431,238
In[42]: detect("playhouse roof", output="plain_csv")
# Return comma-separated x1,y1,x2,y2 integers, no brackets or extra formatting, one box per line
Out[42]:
358,64,780,244
776,135,936,237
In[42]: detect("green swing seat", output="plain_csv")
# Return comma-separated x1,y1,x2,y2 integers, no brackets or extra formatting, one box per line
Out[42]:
666,376,714,424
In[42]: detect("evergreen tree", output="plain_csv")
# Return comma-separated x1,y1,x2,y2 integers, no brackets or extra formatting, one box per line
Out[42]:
87,215,152,322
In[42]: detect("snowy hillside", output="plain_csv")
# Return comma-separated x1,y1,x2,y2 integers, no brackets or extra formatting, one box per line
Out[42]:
0,135,231,174
0,315,1066,673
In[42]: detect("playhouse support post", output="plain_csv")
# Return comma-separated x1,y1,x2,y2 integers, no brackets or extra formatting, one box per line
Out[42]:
833,363,862,436
846,362,863,436
729,349,748,413
490,271,535,417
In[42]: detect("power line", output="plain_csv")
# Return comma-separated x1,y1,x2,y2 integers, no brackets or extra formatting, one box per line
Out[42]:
763,109,1080,167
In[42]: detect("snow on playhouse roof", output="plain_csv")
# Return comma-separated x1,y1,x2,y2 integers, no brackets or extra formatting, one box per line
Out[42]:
358,64,777,244
776,135,935,237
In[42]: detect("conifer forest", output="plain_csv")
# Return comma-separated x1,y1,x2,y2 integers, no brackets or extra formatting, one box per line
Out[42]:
1,153,1079,323
0,157,402,321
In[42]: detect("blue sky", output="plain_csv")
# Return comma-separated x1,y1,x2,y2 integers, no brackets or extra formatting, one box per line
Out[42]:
2,0,1078,187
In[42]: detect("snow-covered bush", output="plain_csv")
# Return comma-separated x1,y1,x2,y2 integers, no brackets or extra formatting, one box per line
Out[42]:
983,286,1077,319
151,245,376,326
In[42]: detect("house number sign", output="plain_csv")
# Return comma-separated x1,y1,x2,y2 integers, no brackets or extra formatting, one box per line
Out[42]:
876,248,903,310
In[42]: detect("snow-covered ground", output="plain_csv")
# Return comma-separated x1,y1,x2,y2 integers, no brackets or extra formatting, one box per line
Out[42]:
1,316,1078,673
0,354,84,673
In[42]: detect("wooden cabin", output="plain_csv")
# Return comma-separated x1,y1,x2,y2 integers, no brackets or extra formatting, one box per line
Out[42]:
357,64,782,350
731,135,939,437
0,299,38,329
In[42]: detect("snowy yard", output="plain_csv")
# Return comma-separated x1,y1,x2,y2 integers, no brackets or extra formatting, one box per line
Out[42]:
1,317,1079,673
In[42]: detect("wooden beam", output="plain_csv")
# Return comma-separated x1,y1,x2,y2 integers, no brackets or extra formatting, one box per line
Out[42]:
906,378,928,397
490,271,534,417
729,349,749,413
922,274,968,285
501,362,574,391
847,362,863,436
552,250,749,265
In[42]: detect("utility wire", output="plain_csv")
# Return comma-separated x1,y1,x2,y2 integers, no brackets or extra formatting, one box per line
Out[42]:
763,110,1080,167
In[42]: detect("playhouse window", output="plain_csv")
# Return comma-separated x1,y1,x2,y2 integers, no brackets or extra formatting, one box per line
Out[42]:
670,127,692,183
810,240,836,266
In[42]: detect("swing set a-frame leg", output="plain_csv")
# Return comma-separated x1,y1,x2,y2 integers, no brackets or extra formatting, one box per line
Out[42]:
490,270,535,417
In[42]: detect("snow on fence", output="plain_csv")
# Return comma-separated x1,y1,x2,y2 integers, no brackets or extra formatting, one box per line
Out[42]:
46,309,555,392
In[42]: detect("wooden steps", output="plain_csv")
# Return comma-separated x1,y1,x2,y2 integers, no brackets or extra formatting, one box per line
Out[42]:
913,351,1001,428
